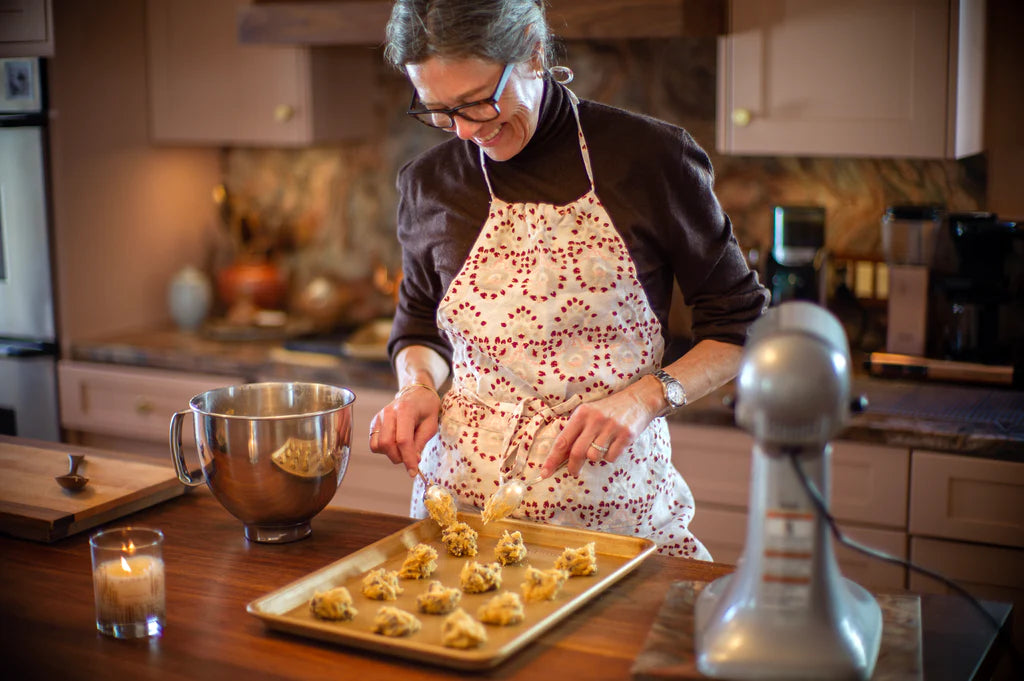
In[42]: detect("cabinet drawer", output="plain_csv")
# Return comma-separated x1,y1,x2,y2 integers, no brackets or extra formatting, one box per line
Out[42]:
910,451,1024,548
58,361,243,444
330,385,413,517
909,536,1024,595
671,423,909,528
332,452,414,518
830,441,909,529
909,536,1024,671
692,504,906,590
670,423,753,508
836,525,907,592
688,505,747,565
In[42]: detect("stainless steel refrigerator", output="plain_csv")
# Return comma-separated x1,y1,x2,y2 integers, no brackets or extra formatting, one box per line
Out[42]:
0,56,60,441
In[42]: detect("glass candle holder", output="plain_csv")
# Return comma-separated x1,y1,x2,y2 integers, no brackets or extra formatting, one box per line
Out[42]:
90,527,166,639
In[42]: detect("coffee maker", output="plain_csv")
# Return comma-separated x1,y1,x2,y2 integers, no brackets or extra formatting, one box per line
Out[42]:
930,212,1024,366
764,205,827,305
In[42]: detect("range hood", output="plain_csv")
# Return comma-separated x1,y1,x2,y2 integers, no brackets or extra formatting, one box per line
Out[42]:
238,0,726,46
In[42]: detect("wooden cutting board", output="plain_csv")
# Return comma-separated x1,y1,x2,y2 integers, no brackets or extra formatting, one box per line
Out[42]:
0,436,187,543
631,581,922,680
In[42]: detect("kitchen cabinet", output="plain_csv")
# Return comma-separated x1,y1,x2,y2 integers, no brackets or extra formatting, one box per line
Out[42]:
0,0,53,57
331,384,414,517
672,422,910,590
675,422,1024,654
909,450,1024,548
145,0,375,146
57,360,244,459
717,0,985,158
908,449,1024,658
237,0,727,44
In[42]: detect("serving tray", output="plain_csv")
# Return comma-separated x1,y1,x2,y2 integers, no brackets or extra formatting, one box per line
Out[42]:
247,512,656,670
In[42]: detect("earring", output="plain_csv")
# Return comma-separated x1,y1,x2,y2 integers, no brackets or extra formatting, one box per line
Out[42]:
535,68,546,79
549,65,574,84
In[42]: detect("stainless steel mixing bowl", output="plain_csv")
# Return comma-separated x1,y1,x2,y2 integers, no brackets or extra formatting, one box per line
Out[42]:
169,382,354,543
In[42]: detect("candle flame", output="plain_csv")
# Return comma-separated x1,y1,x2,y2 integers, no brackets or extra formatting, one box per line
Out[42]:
120,556,132,573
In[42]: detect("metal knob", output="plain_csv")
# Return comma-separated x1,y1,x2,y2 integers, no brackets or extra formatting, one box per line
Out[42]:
731,108,752,127
274,104,295,123
135,397,155,415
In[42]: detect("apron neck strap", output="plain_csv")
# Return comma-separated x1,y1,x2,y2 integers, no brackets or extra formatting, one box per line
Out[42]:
479,87,595,199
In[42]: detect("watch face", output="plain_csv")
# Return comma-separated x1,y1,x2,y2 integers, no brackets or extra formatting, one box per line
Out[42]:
665,381,686,407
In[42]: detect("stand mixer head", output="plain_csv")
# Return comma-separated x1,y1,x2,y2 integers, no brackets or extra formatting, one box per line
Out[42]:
694,302,882,680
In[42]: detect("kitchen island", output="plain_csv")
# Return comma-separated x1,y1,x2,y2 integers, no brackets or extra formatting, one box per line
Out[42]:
0,480,1014,680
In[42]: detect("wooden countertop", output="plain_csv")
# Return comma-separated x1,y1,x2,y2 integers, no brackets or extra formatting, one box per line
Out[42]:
0,485,1014,681
69,328,1024,460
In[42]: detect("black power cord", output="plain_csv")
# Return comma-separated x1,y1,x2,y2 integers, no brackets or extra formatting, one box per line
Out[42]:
786,449,1022,670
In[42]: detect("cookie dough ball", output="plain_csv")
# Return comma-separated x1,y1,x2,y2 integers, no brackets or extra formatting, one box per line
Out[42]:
416,580,462,615
424,491,457,528
554,542,598,576
441,521,479,557
399,542,438,580
441,608,488,649
521,566,569,602
309,586,357,621
460,560,503,594
494,529,527,566
371,606,421,637
477,591,525,626
361,567,403,600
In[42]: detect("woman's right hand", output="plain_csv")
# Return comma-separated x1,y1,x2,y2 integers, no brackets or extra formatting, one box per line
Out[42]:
369,383,442,477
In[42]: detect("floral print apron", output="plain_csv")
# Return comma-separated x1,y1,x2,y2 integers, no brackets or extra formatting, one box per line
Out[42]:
411,92,711,560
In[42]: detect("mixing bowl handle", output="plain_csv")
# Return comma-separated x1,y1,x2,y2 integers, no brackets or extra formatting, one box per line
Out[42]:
169,409,206,487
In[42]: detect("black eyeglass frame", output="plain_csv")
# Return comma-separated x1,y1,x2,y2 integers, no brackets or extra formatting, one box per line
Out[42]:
406,63,515,129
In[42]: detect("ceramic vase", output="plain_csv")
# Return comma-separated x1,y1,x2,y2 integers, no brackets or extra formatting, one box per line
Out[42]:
168,266,212,331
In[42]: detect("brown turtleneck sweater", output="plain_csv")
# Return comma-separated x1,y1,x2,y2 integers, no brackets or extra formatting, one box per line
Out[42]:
388,80,768,364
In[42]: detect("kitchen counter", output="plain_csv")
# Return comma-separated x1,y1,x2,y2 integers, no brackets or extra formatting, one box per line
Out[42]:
69,328,1024,461
0,477,1014,681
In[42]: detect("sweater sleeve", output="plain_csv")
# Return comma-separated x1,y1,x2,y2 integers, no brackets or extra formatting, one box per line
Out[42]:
386,143,491,365
387,158,455,365
665,132,769,345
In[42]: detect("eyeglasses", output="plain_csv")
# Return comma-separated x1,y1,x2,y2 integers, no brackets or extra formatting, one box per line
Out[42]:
406,63,514,129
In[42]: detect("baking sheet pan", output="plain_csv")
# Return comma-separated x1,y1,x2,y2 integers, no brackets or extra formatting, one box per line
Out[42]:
247,512,656,670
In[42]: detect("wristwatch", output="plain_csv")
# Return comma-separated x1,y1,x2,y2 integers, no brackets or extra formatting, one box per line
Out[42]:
653,369,687,417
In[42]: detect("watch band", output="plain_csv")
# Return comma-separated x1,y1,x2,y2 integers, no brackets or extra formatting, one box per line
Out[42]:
653,369,687,417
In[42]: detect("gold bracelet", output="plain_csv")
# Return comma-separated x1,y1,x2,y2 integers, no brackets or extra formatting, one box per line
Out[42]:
394,382,440,401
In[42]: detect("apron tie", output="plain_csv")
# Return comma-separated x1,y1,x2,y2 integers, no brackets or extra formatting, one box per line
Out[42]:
500,392,583,480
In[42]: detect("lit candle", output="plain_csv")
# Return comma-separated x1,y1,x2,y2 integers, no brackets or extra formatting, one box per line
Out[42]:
90,527,166,638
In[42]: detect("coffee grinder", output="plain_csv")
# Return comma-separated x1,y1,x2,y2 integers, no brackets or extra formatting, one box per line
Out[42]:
765,206,827,305
882,205,943,357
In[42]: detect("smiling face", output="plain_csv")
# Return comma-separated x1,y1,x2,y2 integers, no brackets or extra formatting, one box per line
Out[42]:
406,57,545,162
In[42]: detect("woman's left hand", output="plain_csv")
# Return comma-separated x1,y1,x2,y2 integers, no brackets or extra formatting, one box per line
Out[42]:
542,386,658,477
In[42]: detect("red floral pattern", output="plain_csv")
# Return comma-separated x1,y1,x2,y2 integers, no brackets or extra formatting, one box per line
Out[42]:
410,98,710,560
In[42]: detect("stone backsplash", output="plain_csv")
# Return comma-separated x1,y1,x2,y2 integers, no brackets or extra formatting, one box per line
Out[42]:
217,37,984,325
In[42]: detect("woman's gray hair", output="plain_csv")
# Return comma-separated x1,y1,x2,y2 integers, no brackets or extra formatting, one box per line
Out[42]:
384,0,553,70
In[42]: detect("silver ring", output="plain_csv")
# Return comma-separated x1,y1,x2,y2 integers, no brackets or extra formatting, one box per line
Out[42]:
589,441,609,454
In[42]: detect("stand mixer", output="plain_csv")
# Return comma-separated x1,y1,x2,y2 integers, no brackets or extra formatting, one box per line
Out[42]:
695,302,882,680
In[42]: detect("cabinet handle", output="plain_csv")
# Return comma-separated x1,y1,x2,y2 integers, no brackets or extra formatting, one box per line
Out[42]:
731,108,752,127
135,397,155,415
274,104,295,123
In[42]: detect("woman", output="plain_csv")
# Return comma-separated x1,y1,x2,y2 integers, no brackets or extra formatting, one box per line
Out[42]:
369,0,768,558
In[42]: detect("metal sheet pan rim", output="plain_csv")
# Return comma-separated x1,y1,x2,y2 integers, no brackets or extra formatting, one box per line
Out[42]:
247,513,656,670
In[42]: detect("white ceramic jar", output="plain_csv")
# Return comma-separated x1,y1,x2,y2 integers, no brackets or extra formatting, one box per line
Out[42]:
168,266,212,331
